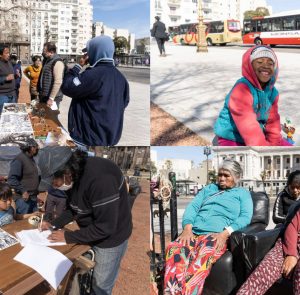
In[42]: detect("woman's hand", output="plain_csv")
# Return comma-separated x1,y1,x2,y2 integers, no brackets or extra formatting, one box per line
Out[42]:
210,230,229,253
177,224,194,246
47,230,66,243
282,256,298,277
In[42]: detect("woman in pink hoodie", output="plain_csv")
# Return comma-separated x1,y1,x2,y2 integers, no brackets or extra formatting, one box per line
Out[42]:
214,45,291,146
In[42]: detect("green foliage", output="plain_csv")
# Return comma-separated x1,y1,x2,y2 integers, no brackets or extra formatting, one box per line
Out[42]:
208,169,217,183
244,7,270,19
150,161,157,177
113,36,129,54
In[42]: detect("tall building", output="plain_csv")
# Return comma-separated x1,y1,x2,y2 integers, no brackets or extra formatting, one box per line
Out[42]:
92,22,136,53
151,0,272,30
213,147,300,193
0,0,93,60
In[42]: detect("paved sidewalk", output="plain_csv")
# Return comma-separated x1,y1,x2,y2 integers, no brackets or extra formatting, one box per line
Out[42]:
151,41,300,145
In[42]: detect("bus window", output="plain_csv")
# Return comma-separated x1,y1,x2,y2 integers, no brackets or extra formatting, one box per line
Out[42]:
261,20,269,32
209,22,218,33
257,20,262,32
272,18,283,31
243,20,251,33
296,16,300,30
228,21,241,32
216,21,224,33
283,16,295,30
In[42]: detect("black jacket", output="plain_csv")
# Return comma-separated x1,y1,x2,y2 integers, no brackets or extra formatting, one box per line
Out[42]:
273,187,299,224
61,63,129,146
52,157,132,248
151,20,167,39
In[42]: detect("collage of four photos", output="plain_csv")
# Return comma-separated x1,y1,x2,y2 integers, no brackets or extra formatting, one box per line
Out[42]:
1,0,300,294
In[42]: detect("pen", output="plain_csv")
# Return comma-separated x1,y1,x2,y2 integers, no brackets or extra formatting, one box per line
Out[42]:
39,213,44,231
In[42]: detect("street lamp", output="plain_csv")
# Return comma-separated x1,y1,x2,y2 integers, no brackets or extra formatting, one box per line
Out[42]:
197,0,208,53
203,146,211,184
65,36,69,62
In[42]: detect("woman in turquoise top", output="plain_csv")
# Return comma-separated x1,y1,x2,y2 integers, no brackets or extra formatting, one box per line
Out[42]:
164,159,253,295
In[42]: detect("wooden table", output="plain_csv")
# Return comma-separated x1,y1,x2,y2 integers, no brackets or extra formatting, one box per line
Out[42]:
0,220,90,295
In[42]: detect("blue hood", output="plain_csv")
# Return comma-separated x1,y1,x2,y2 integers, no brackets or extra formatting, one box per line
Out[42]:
86,35,115,66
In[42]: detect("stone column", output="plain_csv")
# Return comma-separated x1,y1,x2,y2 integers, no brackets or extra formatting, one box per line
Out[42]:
280,155,283,179
290,154,294,172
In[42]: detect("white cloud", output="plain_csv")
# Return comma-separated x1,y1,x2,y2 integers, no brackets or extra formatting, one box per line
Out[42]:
91,0,148,11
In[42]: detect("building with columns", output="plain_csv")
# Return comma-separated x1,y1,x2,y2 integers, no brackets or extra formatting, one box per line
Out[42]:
213,147,300,194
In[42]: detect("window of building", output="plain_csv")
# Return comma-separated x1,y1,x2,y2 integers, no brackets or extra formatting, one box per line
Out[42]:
277,158,280,164
268,158,271,164
296,158,300,163
287,158,290,164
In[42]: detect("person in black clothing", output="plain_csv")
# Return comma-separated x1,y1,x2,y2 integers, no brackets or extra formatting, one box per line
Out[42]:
7,138,40,214
39,147,132,295
151,16,167,56
273,170,300,224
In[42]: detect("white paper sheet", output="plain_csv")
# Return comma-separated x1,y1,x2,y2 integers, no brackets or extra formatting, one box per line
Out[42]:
15,229,66,247
50,101,58,111
14,244,73,290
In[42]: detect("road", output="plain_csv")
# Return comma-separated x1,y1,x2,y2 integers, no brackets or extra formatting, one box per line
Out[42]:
118,66,150,84
153,193,276,234
151,41,300,145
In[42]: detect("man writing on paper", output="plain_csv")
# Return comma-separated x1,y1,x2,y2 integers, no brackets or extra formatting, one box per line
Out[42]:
39,147,132,295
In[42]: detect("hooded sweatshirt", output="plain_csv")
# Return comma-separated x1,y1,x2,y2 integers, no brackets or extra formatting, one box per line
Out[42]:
273,186,300,224
61,36,130,146
214,46,282,146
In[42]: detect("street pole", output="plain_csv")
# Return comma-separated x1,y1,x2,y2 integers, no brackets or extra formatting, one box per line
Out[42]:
197,0,208,53
169,172,178,241
204,146,211,184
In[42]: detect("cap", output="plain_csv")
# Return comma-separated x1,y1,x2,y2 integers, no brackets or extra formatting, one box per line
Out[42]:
19,138,38,151
250,46,276,64
37,146,73,191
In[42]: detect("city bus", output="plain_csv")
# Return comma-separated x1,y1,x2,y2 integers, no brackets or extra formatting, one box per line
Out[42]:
172,19,242,46
243,11,300,46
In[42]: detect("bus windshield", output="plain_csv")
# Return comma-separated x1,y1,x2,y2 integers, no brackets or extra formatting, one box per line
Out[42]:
228,21,241,32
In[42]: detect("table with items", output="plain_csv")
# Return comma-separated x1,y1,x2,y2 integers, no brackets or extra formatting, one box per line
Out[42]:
0,103,75,147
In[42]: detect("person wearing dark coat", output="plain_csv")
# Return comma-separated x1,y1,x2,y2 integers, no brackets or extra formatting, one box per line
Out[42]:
273,170,300,224
151,16,167,56
61,35,130,146
39,147,132,295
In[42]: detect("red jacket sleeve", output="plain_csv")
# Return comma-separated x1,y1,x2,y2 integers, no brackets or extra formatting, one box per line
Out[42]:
228,83,269,146
283,211,300,258
264,95,282,145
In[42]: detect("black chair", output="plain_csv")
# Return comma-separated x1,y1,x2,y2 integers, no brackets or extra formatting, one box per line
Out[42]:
242,226,293,295
203,191,269,295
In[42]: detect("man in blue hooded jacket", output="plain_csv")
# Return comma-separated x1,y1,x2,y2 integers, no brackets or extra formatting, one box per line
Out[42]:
61,35,130,146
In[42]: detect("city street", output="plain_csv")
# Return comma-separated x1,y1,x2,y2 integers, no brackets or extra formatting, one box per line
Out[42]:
57,66,150,146
151,40,300,145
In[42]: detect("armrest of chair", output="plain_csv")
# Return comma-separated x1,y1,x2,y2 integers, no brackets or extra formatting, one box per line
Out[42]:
243,227,282,276
229,223,267,252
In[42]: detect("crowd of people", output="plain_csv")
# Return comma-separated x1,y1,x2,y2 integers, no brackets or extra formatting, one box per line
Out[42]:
0,142,133,295
0,34,130,147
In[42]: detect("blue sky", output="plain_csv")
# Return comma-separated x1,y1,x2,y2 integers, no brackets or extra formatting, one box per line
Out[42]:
151,147,213,166
91,0,149,39
267,0,300,13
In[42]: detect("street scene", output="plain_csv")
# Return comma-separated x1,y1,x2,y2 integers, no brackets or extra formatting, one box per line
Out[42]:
151,41,300,145
151,145,300,294
151,0,300,147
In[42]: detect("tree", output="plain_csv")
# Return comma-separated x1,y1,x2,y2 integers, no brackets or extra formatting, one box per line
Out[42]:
113,36,129,54
164,160,173,171
260,169,267,192
244,7,270,19
139,38,147,54
150,161,157,177
208,169,217,184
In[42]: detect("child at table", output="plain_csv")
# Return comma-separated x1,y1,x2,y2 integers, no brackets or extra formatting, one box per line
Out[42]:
214,45,291,146
0,183,14,227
